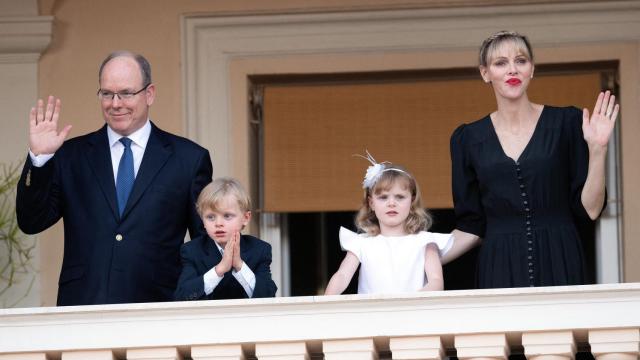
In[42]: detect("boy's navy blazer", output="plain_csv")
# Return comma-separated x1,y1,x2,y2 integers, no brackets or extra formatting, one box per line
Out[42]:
16,122,212,306
174,234,277,300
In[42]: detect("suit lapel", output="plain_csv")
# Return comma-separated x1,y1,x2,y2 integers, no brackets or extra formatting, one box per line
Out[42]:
201,236,222,272
121,123,172,219
240,235,251,263
84,125,119,219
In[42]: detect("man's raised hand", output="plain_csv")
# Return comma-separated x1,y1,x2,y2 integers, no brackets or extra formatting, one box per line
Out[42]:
29,96,72,155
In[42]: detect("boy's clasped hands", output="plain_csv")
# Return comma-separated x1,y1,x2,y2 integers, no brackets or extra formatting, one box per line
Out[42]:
215,232,244,277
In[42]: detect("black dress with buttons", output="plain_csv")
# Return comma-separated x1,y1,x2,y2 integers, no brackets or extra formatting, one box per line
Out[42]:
450,106,597,288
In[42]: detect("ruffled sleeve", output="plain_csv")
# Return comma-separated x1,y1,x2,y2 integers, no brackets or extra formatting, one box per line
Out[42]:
339,227,363,261
450,123,486,237
417,231,454,256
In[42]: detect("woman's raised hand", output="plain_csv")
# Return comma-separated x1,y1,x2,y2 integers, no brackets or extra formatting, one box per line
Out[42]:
582,91,619,150
29,96,72,155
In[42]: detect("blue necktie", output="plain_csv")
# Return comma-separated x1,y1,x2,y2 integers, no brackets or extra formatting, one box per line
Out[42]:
116,137,134,216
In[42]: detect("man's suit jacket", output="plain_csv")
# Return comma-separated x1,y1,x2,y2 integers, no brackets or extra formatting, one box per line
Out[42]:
174,234,277,300
16,122,213,306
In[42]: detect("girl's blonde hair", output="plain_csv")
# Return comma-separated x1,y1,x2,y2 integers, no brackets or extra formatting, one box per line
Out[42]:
196,177,251,216
479,30,533,67
355,164,432,236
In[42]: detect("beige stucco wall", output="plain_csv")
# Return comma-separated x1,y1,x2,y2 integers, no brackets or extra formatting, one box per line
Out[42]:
16,0,640,305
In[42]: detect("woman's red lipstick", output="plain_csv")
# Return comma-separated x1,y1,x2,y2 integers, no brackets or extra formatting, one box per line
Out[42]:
506,78,522,85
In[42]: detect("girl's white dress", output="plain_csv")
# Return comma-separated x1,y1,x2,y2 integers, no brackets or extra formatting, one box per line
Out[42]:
339,227,453,294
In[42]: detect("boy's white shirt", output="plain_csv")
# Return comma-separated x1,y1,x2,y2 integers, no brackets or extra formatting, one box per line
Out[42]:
203,241,256,297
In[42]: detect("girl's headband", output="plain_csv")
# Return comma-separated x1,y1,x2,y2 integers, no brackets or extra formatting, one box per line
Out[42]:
356,151,408,189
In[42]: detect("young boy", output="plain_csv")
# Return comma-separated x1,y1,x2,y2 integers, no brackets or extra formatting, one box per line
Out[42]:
174,177,277,300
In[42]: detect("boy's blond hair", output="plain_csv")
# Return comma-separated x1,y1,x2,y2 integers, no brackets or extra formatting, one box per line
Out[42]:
196,177,251,216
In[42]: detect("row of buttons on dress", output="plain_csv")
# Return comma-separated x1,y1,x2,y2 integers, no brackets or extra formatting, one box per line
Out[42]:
516,161,535,287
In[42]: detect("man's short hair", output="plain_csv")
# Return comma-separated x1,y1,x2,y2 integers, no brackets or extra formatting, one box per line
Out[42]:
98,50,152,86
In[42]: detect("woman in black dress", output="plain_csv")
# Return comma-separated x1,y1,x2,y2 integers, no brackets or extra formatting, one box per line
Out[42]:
443,30,619,288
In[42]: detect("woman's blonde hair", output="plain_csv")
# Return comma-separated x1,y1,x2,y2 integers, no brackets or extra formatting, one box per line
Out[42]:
355,164,432,236
479,30,533,67
196,177,251,216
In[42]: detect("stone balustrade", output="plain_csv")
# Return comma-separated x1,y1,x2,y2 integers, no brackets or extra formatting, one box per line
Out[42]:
1,283,639,359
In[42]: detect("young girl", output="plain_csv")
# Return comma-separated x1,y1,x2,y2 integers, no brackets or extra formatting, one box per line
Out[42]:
324,154,453,295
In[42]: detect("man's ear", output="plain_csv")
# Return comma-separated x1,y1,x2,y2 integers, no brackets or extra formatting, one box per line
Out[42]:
145,83,156,106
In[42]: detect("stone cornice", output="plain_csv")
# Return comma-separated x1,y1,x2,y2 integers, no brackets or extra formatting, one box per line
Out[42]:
0,15,54,61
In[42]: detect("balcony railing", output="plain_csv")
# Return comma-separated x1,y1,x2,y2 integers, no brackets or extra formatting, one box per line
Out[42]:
1,283,639,359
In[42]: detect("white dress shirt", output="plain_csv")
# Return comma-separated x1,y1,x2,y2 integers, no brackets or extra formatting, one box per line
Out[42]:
106,120,151,181
203,241,256,297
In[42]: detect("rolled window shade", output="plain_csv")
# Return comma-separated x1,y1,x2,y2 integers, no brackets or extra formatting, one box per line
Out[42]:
262,72,602,212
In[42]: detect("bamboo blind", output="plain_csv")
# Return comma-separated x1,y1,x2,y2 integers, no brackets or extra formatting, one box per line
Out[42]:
262,72,601,212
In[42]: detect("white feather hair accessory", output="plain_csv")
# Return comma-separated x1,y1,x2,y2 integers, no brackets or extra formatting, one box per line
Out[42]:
356,151,407,189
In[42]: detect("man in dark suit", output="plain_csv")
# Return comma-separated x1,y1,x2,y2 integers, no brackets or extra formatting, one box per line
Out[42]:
16,51,213,306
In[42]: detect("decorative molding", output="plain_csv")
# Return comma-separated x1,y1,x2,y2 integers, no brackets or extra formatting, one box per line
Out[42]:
0,0,38,16
182,1,640,177
0,16,54,61
0,53,40,64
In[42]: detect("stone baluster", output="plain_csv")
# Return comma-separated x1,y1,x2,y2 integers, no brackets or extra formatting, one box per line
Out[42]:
323,338,379,360
389,336,444,359
589,328,640,360
0,354,50,360
191,344,246,360
61,350,115,360
455,333,509,360
126,347,183,360
255,341,309,360
522,331,576,360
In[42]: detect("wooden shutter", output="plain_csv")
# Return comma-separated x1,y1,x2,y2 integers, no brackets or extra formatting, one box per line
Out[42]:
262,71,602,212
